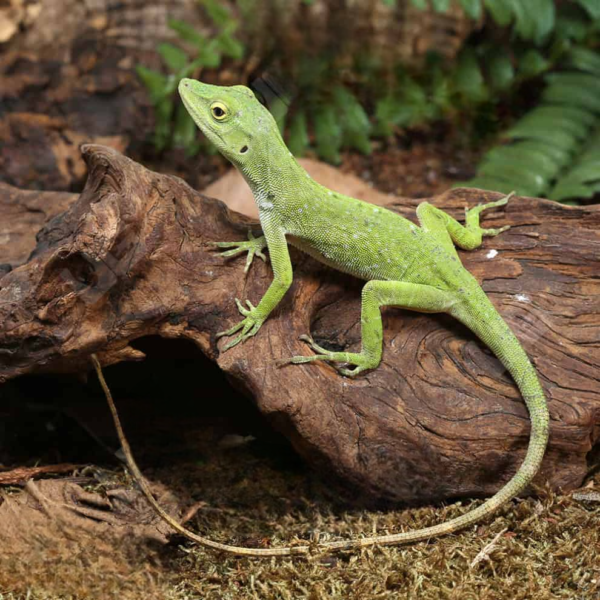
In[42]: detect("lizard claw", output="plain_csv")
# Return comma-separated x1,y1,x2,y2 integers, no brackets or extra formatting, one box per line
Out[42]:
278,334,376,375
217,297,265,350
209,230,268,275
235,297,256,316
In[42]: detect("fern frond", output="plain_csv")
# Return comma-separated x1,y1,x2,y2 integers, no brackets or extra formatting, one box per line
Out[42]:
548,128,600,201
466,47,600,203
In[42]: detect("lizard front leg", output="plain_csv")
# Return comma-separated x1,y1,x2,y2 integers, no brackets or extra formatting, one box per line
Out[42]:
209,229,268,274
217,226,292,351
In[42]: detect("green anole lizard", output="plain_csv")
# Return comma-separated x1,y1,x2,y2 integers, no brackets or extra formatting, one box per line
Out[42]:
96,78,549,558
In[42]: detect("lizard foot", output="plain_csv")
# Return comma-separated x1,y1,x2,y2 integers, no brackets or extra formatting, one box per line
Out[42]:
208,230,268,274
277,335,377,377
216,298,266,350
465,191,514,238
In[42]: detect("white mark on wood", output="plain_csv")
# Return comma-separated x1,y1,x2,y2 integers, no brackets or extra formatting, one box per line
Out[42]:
486,249,498,259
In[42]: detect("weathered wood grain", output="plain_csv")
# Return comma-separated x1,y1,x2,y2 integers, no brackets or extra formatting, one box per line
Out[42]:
0,145,598,504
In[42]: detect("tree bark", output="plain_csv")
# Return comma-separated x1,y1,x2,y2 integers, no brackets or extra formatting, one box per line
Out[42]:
1,145,598,504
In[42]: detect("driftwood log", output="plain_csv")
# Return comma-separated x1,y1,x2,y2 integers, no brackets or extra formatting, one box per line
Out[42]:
1,145,599,504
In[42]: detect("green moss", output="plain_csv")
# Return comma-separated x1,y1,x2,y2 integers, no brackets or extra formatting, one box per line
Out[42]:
2,438,598,599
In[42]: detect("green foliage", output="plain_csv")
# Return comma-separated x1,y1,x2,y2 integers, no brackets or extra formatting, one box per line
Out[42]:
332,86,372,155
465,46,600,203
136,0,245,153
458,0,482,20
287,111,310,157
136,0,600,205
453,49,489,102
312,104,344,165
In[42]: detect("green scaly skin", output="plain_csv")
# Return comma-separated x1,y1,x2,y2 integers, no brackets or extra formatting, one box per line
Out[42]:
175,78,549,556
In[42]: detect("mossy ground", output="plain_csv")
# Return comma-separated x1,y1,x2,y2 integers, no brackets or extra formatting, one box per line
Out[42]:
1,429,598,600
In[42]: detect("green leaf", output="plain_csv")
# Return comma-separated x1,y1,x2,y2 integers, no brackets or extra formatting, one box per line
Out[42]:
200,0,233,28
135,66,168,103
513,108,590,140
217,32,245,59
287,111,310,156
313,105,343,164
477,162,547,195
512,0,554,43
481,146,559,179
269,95,289,134
374,82,427,133
429,66,452,110
197,39,222,69
555,13,590,42
458,0,481,19
333,86,372,155
545,72,600,96
505,122,579,151
374,96,398,135
567,47,600,74
510,0,536,41
564,160,600,183
401,76,428,106
532,0,555,41
548,181,596,201
453,49,488,102
168,19,206,48
409,0,428,9
157,43,188,73
575,0,600,19
483,0,513,26
487,53,514,91
461,176,534,196
431,0,450,12
172,103,198,150
510,141,572,167
153,98,174,151
518,49,551,77
542,81,600,112
529,105,596,128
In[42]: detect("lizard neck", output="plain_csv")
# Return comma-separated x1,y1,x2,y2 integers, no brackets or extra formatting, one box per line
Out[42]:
237,131,317,206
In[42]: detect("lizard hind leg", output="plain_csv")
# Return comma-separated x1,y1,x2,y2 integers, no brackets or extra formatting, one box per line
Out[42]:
281,280,455,377
417,192,513,252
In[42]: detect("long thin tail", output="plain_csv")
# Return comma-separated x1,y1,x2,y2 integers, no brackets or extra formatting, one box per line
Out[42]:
92,290,549,555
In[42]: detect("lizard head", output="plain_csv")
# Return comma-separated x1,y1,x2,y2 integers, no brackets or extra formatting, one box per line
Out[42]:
178,78,280,170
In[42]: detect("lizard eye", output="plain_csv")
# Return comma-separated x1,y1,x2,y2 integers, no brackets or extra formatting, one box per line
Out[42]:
210,102,229,121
